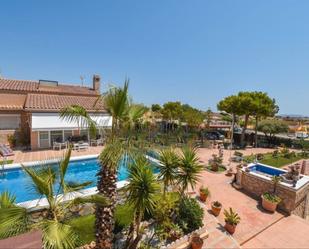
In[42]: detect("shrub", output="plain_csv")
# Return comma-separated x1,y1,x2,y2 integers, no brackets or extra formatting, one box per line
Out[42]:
114,203,134,233
262,192,281,204
212,201,222,208
176,197,204,233
7,134,16,147
209,154,223,172
224,208,241,226
256,153,264,161
153,192,179,224
272,150,279,158
199,186,210,196
280,146,291,158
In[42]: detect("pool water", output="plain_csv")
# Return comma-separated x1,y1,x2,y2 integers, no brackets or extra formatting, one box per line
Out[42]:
0,158,158,203
249,164,285,177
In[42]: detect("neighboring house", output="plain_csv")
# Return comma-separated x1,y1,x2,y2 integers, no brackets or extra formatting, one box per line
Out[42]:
0,75,111,150
206,112,232,129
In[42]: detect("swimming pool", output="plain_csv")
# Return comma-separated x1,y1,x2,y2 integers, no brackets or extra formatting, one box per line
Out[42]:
0,157,159,203
248,164,285,177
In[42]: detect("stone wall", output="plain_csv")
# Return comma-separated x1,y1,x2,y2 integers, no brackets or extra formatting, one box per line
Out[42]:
241,171,309,217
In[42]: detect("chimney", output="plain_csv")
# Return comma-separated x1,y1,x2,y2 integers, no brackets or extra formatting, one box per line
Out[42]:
93,74,101,92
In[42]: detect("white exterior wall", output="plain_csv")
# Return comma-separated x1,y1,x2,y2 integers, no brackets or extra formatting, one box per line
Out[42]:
31,113,112,131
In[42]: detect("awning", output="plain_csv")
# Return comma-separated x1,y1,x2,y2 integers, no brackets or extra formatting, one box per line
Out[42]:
31,113,112,131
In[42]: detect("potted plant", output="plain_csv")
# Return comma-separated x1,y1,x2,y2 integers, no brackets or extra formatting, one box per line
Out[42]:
211,201,222,217
190,233,204,249
261,176,282,212
199,186,210,202
7,134,16,148
224,208,240,235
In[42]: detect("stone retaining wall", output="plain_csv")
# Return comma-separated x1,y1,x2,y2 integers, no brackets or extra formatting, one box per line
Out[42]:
241,171,309,218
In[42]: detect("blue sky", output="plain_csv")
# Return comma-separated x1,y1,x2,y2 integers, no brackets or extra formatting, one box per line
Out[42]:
1,0,309,115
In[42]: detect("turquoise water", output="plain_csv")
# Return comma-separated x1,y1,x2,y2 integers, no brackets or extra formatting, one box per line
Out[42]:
249,164,285,176
0,158,158,203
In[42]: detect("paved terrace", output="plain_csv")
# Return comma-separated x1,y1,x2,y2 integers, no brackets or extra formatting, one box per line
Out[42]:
195,148,309,248
3,146,104,164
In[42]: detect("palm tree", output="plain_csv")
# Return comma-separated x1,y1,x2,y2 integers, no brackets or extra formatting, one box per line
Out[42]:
0,149,108,249
271,176,282,194
94,80,135,249
100,79,130,139
157,148,180,196
60,80,143,248
125,156,160,249
178,146,203,195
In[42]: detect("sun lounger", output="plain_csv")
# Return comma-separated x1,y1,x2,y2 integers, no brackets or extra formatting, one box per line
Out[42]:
0,144,14,157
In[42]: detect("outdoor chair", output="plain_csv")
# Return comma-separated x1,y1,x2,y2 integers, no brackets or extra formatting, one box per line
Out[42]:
73,142,89,151
53,141,68,150
0,144,14,157
90,138,104,146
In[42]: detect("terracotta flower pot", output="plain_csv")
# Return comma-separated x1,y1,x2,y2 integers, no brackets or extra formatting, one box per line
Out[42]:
224,222,236,234
211,202,222,217
200,191,208,202
261,195,278,213
191,236,204,249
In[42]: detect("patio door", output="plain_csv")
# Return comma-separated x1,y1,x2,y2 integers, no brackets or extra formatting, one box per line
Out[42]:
50,130,63,146
39,131,50,148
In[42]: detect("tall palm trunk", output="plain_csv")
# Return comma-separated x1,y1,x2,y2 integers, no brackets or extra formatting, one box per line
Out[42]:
230,114,235,149
95,167,117,249
255,116,259,148
240,115,249,148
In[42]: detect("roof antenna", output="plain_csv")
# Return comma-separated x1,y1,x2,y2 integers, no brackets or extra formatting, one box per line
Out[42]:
0,68,2,79
80,75,85,86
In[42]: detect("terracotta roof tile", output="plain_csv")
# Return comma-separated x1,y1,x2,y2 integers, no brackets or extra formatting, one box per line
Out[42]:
0,93,26,110
0,78,98,96
25,94,106,112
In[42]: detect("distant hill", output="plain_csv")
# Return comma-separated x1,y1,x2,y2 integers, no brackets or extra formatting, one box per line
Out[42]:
277,114,309,119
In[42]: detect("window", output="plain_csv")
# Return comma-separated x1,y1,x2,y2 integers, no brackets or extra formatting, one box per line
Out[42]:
0,115,21,130
80,129,89,141
50,130,63,145
39,131,49,148
63,130,73,141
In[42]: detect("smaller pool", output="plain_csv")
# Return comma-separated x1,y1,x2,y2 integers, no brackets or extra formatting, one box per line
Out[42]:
249,164,285,177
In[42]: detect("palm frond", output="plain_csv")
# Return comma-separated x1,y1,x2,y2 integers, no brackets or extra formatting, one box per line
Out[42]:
59,149,72,193
0,206,30,239
178,146,203,193
64,181,93,192
126,157,160,216
0,191,16,208
41,220,80,249
21,165,56,199
157,148,180,193
60,105,97,138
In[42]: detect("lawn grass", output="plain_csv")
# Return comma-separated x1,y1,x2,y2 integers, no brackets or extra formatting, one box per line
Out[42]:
68,215,95,245
245,153,306,168
260,154,304,168
67,203,134,245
